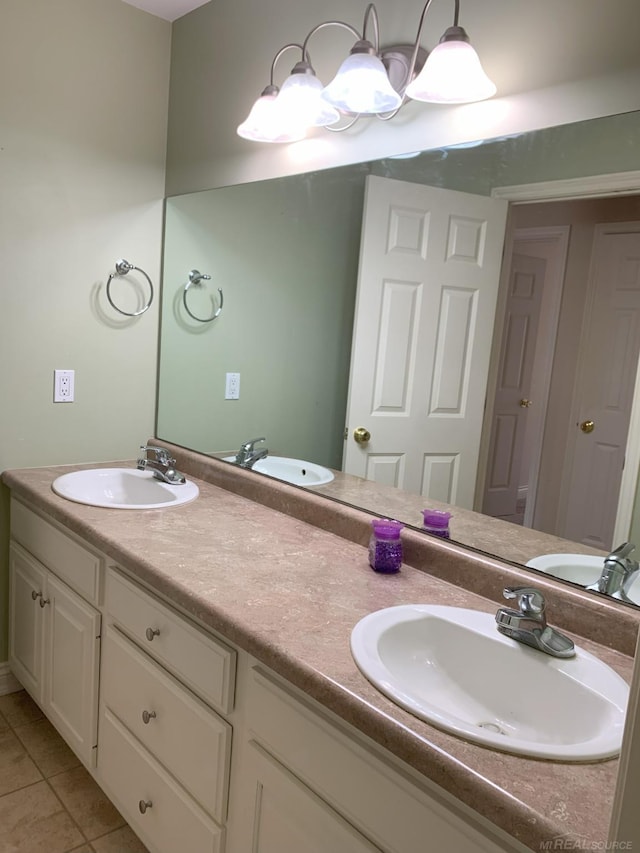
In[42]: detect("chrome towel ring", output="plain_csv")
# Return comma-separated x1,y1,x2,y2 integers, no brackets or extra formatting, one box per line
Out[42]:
183,269,223,323
106,259,154,317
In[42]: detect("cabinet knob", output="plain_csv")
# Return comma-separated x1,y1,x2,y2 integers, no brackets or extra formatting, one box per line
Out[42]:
31,590,43,602
138,799,153,815
39,597,50,608
141,710,157,725
145,627,160,642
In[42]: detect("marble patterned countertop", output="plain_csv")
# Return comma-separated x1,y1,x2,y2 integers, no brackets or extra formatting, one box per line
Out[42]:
3,446,637,853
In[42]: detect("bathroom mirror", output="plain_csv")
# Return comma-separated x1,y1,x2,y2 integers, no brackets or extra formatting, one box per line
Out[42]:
157,110,640,604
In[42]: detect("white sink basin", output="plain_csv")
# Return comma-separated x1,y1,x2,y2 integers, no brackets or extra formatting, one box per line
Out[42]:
224,455,334,487
351,604,628,760
526,553,640,605
52,468,199,510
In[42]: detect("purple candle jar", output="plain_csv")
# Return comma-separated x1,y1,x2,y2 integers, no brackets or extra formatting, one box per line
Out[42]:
422,509,452,539
368,519,404,574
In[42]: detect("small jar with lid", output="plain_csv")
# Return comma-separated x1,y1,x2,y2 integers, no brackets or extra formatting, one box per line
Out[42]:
368,519,404,574
422,509,452,539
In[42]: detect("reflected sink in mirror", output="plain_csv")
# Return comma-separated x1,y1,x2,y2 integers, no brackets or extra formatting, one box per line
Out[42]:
526,554,640,606
351,604,628,760
52,468,199,510
223,456,334,487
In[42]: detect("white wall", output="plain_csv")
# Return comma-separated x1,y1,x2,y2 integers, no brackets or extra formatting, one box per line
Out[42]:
0,0,171,659
165,0,640,195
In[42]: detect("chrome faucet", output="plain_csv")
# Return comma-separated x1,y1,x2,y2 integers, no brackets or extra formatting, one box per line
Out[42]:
234,437,268,469
586,542,639,604
495,587,575,658
137,445,186,484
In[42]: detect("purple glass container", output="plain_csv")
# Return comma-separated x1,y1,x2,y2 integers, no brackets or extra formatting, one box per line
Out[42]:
368,519,404,574
422,509,452,539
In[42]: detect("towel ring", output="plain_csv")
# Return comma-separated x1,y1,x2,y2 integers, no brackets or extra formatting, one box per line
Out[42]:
183,269,223,323
106,259,154,317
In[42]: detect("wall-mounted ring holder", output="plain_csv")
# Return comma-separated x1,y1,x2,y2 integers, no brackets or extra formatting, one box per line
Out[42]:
106,258,154,317
183,269,223,323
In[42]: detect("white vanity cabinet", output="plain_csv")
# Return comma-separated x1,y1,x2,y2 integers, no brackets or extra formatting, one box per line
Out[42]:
227,664,523,853
8,500,103,768
7,496,527,853
97,567,236,853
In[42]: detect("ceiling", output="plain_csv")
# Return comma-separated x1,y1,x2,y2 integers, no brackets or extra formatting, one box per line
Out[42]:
121,0,208,22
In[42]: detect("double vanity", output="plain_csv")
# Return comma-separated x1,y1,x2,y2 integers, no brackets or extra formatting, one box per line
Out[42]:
3,441,637,853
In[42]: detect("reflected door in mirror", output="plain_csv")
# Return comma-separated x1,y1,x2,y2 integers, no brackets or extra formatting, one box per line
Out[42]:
344,175,507,507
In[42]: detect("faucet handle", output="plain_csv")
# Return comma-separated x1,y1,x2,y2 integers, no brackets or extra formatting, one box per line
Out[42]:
502,587,546,617
608,541,636,561
240,436,266,452
139,445,174,466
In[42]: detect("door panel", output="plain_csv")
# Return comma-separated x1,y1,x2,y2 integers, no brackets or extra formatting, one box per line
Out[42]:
44,574,101,767
8,544,45,698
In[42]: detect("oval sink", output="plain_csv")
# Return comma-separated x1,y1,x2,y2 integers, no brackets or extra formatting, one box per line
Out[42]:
526,553,640,605
351,604,628,760
52,468,199,510
224,455,334,487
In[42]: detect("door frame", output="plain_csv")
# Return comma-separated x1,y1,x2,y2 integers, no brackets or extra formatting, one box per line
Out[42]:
487,170,640,543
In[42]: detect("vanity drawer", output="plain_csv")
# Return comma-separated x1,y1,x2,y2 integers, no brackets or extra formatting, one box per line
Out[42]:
105,569,235,715
11,499,103,605
102,626,231,823
99,707,223,853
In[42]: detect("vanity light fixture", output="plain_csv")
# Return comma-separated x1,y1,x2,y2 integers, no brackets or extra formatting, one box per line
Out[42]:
237,0,496,144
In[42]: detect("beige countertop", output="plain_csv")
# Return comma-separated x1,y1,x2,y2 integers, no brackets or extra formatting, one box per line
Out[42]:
2,449,636,853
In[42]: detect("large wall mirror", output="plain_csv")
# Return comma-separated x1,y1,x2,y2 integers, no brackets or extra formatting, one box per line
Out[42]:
157,110,640,607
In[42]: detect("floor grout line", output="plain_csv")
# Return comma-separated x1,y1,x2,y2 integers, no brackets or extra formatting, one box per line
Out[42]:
0,691,142,853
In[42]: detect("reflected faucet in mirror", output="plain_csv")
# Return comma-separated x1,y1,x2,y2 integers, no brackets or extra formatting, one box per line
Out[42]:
587,542,640,604
234,437,269,469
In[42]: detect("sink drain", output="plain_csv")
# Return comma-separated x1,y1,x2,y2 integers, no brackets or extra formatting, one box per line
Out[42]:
477,721,507,736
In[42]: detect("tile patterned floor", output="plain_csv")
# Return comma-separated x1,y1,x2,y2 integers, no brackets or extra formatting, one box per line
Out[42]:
0,690,149,853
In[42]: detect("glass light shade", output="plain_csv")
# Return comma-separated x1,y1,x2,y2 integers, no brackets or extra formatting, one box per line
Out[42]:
321,51,402,114
277,72,341,128
237,91,306,143
405,39,497,104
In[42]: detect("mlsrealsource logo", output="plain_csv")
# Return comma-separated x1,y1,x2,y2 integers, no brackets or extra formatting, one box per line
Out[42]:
540,839,633,851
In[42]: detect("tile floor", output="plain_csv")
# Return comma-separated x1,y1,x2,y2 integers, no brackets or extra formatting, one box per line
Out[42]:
0,690,149,853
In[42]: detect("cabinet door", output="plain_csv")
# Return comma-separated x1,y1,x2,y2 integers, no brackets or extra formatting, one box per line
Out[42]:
242,742,382,853
8,543,46,699
42,573,101,768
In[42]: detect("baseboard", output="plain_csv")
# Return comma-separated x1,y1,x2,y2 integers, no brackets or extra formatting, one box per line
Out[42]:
0,662,22,696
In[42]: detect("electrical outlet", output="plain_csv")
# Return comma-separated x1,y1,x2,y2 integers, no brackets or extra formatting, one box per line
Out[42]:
225,372,240,400
54,369,75,403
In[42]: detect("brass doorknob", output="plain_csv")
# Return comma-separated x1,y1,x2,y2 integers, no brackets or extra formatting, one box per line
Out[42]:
580,420,595,434
519,399,532,408
353,427,371,444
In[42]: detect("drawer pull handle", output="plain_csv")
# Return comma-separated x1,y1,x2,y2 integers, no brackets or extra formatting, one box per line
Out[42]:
145,627,160,642
142,710,157,725
39,597,50,608
138,799,153,815
31,590,43,602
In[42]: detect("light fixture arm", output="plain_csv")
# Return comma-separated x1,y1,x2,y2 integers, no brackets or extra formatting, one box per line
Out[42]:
361,3,380,52
267,42,306,88
375,0,438,121
301,20,362,59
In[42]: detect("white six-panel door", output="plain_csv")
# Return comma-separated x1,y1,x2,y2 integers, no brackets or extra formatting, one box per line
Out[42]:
343,175,507,508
